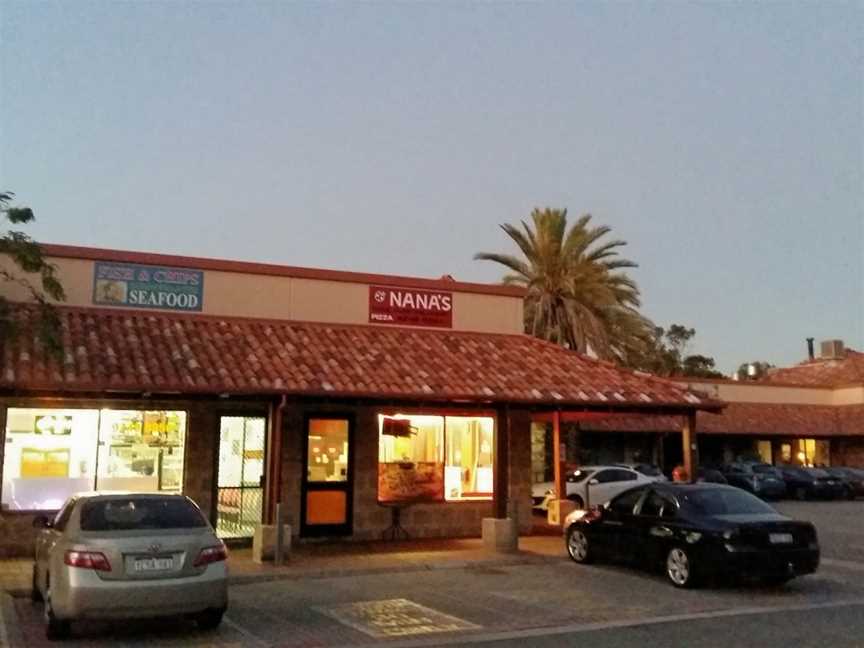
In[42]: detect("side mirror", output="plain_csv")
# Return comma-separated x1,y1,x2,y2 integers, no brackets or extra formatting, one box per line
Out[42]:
32,515,51,530
588,478,599,485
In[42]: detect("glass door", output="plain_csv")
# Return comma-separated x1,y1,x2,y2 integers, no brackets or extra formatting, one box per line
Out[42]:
216,416,266,539
301,416,353,537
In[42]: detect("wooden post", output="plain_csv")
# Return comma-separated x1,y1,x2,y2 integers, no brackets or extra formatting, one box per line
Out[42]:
494,406,510,519
682,412,697,482
553,411,565,499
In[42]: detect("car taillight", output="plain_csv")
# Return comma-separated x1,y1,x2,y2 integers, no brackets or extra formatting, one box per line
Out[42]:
64,550,111,572
194,544,228,567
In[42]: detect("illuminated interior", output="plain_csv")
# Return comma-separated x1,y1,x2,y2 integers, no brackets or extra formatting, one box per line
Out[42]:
1,408,186,511
307,419,349,482
377,414,494,502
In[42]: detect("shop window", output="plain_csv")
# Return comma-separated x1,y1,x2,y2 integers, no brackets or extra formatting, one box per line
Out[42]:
377,414,495,503
444,417,494,501
378,415,444,502
2,408,187,512
757,441,773,464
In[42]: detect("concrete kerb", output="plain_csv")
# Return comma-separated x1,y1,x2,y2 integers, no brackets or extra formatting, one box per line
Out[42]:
228,552,559,587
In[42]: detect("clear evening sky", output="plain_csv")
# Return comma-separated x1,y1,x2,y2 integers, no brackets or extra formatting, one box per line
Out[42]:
1,2,861,373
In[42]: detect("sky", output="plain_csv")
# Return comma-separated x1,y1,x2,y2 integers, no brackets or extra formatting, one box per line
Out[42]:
1,2,862,373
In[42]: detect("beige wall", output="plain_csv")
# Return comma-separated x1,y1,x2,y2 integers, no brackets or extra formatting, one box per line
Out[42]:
1,254,524,335
681,379,864,407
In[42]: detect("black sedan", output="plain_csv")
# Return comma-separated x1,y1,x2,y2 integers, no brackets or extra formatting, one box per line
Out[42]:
563,483,819,588
721,462,787,500
824,467,864,499
779,467,847,500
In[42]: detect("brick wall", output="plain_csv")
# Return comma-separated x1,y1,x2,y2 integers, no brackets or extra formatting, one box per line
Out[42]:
832,437,864,468
278,403,533,542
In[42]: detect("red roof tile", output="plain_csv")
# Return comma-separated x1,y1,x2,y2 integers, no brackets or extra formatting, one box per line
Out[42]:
0,305,718,411
762,349,864,387
581,403,864,438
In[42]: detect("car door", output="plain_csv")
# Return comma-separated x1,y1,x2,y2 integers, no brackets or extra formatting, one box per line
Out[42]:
595,486,648,561
632,490,679,568
588,468,639,507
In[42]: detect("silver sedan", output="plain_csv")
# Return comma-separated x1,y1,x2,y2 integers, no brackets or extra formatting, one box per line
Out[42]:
32,492,228,640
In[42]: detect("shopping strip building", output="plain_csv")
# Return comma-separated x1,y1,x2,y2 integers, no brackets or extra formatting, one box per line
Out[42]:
0,244,721,557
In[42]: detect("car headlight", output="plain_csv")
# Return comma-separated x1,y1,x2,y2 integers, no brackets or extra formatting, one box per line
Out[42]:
684,531,702,544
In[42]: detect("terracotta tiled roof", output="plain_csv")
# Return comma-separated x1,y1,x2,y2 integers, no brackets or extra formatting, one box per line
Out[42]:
762,349,864,387
581,403,864,438
0,305,719,410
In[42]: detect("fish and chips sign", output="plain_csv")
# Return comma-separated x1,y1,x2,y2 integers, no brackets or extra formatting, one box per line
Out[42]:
369,286,453,328
93,262,204,312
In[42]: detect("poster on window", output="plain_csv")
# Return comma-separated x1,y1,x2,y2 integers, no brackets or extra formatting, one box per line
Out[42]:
378,462,444,503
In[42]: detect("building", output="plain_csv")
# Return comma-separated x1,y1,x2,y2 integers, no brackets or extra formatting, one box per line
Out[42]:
552,340,864,473
0,244,720,557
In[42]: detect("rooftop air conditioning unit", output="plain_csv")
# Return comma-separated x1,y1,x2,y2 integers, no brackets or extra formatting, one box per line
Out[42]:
820,339,845,359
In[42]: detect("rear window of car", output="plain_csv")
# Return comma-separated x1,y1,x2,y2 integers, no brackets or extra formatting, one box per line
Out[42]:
809,469,830,478
680,488,776,516
752,464,778,475
80,497,207,531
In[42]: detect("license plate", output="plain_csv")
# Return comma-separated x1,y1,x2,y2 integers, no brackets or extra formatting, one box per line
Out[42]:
134,557,173,572
769,533,794,545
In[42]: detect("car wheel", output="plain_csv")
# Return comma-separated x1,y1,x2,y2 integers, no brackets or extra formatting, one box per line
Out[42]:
795,487,807,501
763,574,793,587
44,576,70,641
666,547,698,588
196,607,225,631
567,494,585,509
31,563,43,603
566,527,593,564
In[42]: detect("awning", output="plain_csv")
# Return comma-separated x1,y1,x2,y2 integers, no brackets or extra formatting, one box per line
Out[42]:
1,304,721,412
579,402,864,438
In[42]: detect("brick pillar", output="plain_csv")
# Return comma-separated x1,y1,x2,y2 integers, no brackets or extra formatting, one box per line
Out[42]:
183,403,219,523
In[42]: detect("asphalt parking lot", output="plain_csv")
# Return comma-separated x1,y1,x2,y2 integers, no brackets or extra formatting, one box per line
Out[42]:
3,499,863,647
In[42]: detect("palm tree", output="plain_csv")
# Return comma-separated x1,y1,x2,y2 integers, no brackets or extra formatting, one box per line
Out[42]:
475,208,653,362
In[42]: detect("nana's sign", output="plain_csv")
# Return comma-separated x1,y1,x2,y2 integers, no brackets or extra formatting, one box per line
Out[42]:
93,262,204,312
369,285,453,328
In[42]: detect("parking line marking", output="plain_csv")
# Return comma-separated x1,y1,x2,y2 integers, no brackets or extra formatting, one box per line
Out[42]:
347,598,864,648
222,614,271,648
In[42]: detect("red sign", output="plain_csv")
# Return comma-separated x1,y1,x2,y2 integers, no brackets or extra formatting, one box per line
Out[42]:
369,286,453,328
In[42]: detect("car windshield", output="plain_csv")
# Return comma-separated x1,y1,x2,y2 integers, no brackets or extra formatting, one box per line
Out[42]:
808,469,830,478
636,465,662,477
80,497,207,531
783,468,809,479
680,488,777,516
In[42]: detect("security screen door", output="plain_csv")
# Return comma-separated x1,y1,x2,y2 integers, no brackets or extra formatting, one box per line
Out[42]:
216,416,266,539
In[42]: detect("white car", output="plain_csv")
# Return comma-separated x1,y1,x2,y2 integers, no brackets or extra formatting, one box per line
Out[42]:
32,493,228,640
532,465,661,510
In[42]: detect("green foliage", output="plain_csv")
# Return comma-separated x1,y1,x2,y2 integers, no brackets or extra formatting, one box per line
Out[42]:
475,208,654,362
630,324,724,378
0,191,65,356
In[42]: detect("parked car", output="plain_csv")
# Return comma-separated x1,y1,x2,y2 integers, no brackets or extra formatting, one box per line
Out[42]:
695,467,727,484
778,467,847,500
721,462,786,500
532,465,661,510
563,482,819,588
824,467,864,499
32,493,228,640
614,463,668,481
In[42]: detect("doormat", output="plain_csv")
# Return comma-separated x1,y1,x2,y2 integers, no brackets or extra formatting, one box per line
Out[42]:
314,598,480,638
